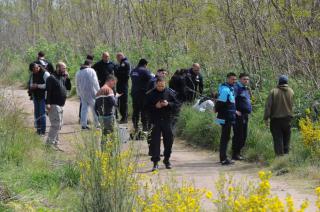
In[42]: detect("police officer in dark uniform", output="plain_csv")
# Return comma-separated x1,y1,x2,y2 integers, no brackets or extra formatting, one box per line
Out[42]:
115,52,131,123
130,58,153,132
169,69,188,103
92,52,116,87
185,63,204,102
145,77,180,171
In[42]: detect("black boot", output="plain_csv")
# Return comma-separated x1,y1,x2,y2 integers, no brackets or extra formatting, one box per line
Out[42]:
163,158,172,169
152,162,159,172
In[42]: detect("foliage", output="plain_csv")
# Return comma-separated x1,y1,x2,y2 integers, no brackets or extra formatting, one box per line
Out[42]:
211,171,311,212
176,106,221,150
299,112,320,160
78,131,141,212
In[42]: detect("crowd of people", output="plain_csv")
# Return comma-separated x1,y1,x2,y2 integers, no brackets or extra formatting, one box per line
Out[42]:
27,51,294,171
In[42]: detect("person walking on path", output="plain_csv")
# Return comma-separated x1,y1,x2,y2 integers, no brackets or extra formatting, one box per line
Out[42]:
232,73,252,160
145,77,180,171
215,72,237,165
264,75,294,156
28,63,50,135
92,52,116,88
46,62,71,150
76,60,100,130
114,52,131,123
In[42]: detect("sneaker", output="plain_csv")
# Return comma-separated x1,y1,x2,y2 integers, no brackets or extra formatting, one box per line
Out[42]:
81,126,91,130
163,159,172,169
221,159,235,166
152,162,159,172
232,155,245,161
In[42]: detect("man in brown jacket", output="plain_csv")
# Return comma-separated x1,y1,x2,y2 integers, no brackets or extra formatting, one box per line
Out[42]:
264,75,294,156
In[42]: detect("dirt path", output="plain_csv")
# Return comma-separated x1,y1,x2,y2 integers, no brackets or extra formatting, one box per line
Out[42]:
7,88,318,211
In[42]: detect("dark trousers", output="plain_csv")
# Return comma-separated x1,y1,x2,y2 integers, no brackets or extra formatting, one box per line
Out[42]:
33,98,46,135
131,93,148,131
219,122,233,161
232,114,248,157
150,120,174,162
117,85,128,120
270,117,292,156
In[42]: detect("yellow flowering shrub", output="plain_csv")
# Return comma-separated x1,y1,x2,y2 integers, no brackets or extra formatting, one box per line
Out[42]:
136,179,205,212
299,114,320,159
211,171,310,212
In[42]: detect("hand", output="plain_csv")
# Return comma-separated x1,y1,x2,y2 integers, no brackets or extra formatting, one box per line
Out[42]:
264,120,269,128
236,111,242,116
161,100,169,107
156,101,162,109
116,93,123,98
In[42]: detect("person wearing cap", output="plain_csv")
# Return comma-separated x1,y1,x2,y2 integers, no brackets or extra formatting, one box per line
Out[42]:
264,75,294,156
76,60,100,130
185,63,204,102
28,63,50,135
92,52,116,88
114,53,131,124
130,58,153,132
232,73,252,160
46,62,71,150
32,51,54,74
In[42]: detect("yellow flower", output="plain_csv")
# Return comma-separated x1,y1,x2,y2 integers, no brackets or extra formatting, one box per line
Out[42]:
205,191,213,199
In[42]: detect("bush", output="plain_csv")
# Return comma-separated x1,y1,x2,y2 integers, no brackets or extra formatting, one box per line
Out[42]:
176,106,221,150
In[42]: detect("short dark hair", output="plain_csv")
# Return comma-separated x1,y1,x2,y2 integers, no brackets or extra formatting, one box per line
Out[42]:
137,58,148,67
227,72,237,78
156,76,166,83
105,74,117,82
83,59,92,66
38,51,45,57
239,73,249,79
29,62,38,71
86,54,94,61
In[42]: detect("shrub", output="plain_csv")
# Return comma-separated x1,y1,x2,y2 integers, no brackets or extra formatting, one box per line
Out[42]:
176,106,220,150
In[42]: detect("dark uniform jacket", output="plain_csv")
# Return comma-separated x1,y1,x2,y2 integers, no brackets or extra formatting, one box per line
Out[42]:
185,69,204,96
145,88,180,123
114,58,131,93
169,74,187,102
46,72,71,106
130,66,153,96
234,82,252,114
92,60,116,87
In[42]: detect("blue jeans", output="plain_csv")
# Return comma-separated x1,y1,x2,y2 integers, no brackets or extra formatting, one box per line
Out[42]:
33,98,46,135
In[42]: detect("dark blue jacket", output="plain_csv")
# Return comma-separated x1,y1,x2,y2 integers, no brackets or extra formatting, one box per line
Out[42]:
234,82,252,114
130,66,153,95
115,58,131,93
215,83,236,125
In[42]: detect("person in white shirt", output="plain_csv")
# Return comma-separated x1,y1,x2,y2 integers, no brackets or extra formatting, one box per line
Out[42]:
76,60,100,130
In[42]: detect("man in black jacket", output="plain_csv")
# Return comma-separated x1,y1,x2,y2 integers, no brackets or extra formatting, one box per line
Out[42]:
145,77,180,171
185,63,204,102
115,52,131,123
46,62,71,150
92,52,116,87
130,59,153,132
